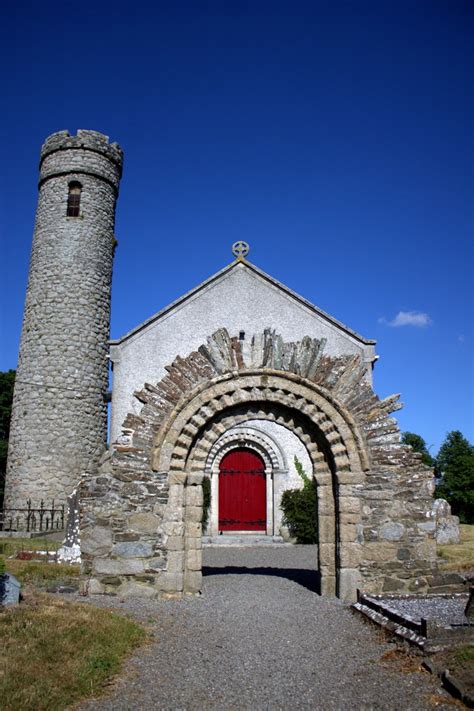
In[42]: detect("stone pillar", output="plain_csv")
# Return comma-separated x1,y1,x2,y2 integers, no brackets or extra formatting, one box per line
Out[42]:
5,130,123,508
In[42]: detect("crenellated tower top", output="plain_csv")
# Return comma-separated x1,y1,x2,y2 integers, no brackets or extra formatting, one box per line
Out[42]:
39,129,124,191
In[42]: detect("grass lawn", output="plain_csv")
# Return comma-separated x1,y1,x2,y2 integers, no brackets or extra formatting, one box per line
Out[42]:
0,535,61,557
0,593,146,711
0,540,147,709
437,524,474,571
0,535,79,590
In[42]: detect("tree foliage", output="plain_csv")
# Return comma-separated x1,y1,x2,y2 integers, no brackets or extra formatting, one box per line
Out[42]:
401,431,435,467
435,430,474,524
280,456,318,544
0,370,15,505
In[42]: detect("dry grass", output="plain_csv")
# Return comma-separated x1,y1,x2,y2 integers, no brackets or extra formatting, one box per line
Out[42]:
453,643,474,669
379,646,423,674
449,643,474,689
0,593,146,711
438,524,474,571
425,692,464,707
0,535,79,590
0,536,62,556
2,557,80,589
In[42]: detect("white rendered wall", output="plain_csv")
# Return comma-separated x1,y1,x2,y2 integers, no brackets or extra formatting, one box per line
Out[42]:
110,264,375,441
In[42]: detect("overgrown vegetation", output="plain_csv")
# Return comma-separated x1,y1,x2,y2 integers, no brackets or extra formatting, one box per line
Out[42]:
280,456,318,543
0,594,146,711
202,476,211,531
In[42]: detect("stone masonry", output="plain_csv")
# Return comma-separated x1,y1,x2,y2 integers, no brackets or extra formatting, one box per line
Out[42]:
5,130,123,508
5,131,443,604
81,328,438,602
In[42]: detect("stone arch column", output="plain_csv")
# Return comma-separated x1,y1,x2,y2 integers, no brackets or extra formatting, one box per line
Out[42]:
151,371,366,600
204,422,288,536
81,328,436,602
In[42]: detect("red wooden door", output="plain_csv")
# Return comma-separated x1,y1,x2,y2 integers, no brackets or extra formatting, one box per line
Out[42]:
219,448,266,532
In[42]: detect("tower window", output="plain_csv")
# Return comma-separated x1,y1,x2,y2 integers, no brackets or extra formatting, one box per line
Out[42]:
67,182,82,217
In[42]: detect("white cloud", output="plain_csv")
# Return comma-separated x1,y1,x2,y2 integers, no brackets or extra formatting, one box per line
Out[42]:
378,311,432,328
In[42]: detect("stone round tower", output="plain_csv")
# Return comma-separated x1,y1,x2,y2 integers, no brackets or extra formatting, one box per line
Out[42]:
5,130,124,509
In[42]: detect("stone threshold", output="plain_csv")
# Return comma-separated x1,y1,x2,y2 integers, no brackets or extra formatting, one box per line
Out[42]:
202,534,291,547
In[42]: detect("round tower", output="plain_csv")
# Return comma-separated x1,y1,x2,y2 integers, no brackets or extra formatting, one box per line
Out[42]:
5,130,124,509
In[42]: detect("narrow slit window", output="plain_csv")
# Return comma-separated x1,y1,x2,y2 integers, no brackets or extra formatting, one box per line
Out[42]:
67,182,82,217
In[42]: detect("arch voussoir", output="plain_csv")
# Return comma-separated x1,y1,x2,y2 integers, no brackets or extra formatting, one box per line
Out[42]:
81,328,437,604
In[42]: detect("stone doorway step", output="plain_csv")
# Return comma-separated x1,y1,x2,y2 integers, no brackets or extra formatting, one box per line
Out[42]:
202,534,291,547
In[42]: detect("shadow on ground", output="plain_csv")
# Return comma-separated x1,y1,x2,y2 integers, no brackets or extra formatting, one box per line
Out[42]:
202,566,321,594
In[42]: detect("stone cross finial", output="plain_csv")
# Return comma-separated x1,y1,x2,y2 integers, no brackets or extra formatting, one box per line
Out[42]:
232,241,250,259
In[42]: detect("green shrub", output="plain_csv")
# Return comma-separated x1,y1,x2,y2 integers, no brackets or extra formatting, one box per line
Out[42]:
280,456,318,544
201,476,211,531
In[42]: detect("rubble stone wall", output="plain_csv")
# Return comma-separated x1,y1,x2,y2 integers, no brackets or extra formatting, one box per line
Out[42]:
5,130,123,508
81,329,438,601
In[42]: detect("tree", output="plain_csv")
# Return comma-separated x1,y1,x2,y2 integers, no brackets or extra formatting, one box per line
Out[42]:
435,430,474,524
0,369,16,506
401,431,436,467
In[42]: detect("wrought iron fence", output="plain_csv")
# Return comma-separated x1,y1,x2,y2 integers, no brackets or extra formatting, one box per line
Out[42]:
0,500,65,533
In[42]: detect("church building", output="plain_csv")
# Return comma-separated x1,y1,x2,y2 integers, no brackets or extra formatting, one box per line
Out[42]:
5,130,439,601
109,250,377,539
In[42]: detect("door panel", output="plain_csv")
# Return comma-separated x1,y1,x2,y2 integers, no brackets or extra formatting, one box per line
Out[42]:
219,449,266,532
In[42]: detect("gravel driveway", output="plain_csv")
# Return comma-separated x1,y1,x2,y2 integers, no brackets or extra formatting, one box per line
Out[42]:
76,546,456,710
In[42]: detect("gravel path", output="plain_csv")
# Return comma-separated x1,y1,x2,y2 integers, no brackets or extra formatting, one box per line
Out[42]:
75,546,457,710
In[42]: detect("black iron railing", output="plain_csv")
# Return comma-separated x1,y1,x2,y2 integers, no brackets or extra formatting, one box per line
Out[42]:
0,500,65,533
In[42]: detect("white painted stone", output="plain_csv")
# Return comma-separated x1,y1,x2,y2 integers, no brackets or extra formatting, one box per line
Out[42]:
57,544,81,564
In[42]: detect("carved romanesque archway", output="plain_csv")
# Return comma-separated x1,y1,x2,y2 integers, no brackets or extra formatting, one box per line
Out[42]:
203,423,287,537
150,370,366,598
205,424,287,475
80,329,437,602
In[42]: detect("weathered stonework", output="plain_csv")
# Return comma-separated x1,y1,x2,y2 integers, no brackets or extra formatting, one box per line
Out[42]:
431,499,460,545
6,131,441,604
81,328,438,602
5,130,123,508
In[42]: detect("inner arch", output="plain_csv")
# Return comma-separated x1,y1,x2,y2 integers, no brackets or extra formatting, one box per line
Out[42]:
172,394,361,599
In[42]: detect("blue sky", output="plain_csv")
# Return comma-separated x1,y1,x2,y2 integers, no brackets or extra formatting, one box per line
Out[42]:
1,1,472,453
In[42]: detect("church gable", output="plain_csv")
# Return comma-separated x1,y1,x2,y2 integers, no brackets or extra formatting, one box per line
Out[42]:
109,259,377,442
111,259,375,350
